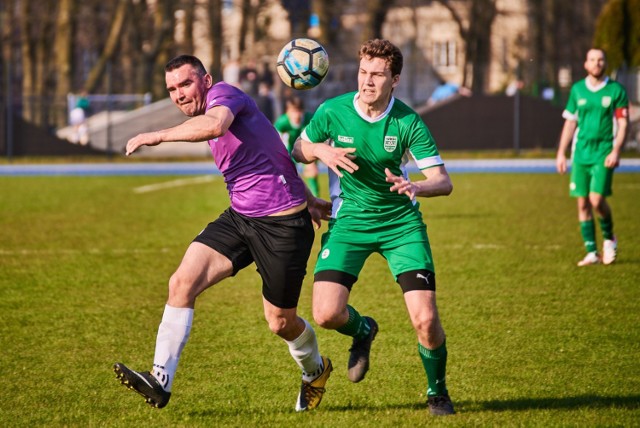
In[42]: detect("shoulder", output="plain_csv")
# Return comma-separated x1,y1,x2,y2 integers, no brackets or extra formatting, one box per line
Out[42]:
322,92,357,110
207,82,250,111
607,80,627,92
390,98,422,123
571,79,587,91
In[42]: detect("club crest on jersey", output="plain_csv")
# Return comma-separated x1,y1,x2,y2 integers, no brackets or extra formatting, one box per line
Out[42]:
384,136,398,152
601,96,612,108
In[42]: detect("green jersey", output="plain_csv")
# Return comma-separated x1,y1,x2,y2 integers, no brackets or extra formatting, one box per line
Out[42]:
303,92,443,223
563,77,628,165
274,112,313,155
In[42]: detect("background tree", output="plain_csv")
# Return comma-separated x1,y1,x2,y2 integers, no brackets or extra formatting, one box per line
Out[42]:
208,0,223,82
53,0,75,128
593,0,640,71
361,0,394,42
81,0,128,95
282,0,310,39
436,0,497,92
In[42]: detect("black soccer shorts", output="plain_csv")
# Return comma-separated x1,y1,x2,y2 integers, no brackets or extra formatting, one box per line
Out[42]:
193,207,314,309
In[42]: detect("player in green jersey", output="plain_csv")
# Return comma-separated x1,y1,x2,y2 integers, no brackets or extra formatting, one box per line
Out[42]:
292,39,455,416
556,48,629,266
274,96,320,196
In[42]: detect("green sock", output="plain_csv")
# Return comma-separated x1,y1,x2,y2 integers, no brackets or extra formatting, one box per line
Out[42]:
419,341,448,397
304,176,319,197
580,220,597,253
599,217,614,240
336,305,370,340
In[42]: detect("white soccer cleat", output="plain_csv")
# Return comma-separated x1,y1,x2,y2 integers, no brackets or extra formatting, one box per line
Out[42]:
602,237,617,265
577,252,600,267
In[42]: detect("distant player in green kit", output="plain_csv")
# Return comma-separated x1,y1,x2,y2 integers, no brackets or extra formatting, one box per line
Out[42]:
556,48,629,266
292,39,455,416
274,96,320,196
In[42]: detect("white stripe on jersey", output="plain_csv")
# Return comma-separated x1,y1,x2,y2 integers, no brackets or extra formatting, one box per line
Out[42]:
411,154,444,170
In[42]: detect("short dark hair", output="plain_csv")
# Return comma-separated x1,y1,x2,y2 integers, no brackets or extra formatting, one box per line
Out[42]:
165,55,207,76
359,39,403,77
587,48,607,61
286,96,305,110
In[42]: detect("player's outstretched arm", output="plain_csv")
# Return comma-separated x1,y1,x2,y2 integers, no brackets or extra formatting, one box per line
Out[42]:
293,138,357,178
385,165,452,199
126,106,235,156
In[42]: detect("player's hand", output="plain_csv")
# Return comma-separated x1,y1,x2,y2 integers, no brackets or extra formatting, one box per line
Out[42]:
385,168,416,199
312,144,358,177
555,153,567,174
125,132,161,156
604,151,620,169
307,196,331,229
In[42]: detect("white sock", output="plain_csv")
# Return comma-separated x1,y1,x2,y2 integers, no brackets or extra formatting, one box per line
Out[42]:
285,318,323,382
152,304,193,392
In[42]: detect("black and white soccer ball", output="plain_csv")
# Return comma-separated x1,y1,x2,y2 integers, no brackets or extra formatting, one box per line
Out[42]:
276,38,329,90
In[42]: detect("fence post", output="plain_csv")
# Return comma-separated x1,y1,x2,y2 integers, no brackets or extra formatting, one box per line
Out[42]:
513,90,521,155
5,59,13,160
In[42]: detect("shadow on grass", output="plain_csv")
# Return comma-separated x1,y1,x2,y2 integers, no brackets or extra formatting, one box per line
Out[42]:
466,395,640,412
183,395,640,417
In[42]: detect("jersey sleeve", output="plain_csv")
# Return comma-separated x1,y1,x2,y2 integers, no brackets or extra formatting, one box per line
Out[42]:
407,116,443,170
614,84,629,118
207,85,246,117
562,85,578,121
301,102,330,143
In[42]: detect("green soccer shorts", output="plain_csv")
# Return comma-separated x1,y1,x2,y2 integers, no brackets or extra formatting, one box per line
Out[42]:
314,215,435,281
570,160,613,197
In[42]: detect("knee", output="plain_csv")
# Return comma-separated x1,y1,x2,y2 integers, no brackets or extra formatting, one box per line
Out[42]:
266,315,292,337
411,311,439,336
313,306,343,330
167,272,195,307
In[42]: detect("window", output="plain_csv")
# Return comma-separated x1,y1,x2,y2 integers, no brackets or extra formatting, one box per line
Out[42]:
432,41,457,71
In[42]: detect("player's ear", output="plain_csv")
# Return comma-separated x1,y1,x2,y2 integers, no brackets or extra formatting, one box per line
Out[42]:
391,74,400,88
204,73,213,88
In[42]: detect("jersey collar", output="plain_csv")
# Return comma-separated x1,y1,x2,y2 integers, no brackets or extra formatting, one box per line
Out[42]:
585,76,609,92
353,93,395,123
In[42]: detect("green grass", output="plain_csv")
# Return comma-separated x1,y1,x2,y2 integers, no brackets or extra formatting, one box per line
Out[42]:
1,173,639,427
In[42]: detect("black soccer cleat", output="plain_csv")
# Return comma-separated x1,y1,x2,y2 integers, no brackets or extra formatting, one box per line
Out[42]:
113,362,171,408
427,393,456,416
347,316,378,383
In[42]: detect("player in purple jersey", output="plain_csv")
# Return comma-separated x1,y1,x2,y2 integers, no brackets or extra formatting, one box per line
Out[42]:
114,55,333,412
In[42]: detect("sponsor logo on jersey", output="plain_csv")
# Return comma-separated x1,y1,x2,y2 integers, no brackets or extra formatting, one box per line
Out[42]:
321,249,330,259
578,99,587,106
384,136,398,152
601,96,612,108
338,135,354,144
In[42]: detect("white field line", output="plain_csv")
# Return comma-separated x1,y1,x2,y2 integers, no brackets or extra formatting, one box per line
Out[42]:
133,175,214,193
0,248,173,256
1,244,562,256
441,243,562,250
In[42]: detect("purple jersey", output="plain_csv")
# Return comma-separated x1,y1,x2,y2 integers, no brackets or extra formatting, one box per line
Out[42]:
205,82,307,216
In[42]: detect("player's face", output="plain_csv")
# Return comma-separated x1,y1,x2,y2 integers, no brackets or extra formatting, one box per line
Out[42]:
584,49,606,79
357,56,399,110
166,64,212,117
287,106,303,125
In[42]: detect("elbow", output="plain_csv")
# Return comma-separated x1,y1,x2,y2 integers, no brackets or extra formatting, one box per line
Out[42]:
444,181,453,196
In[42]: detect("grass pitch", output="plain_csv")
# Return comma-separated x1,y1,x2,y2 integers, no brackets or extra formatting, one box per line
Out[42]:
1,172,639,427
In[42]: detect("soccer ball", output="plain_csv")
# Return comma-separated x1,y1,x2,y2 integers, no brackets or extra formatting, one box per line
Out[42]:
276,38,329,90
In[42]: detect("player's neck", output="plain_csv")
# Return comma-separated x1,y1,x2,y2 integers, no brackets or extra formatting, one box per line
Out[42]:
357,98,391,119
586,74,606,86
